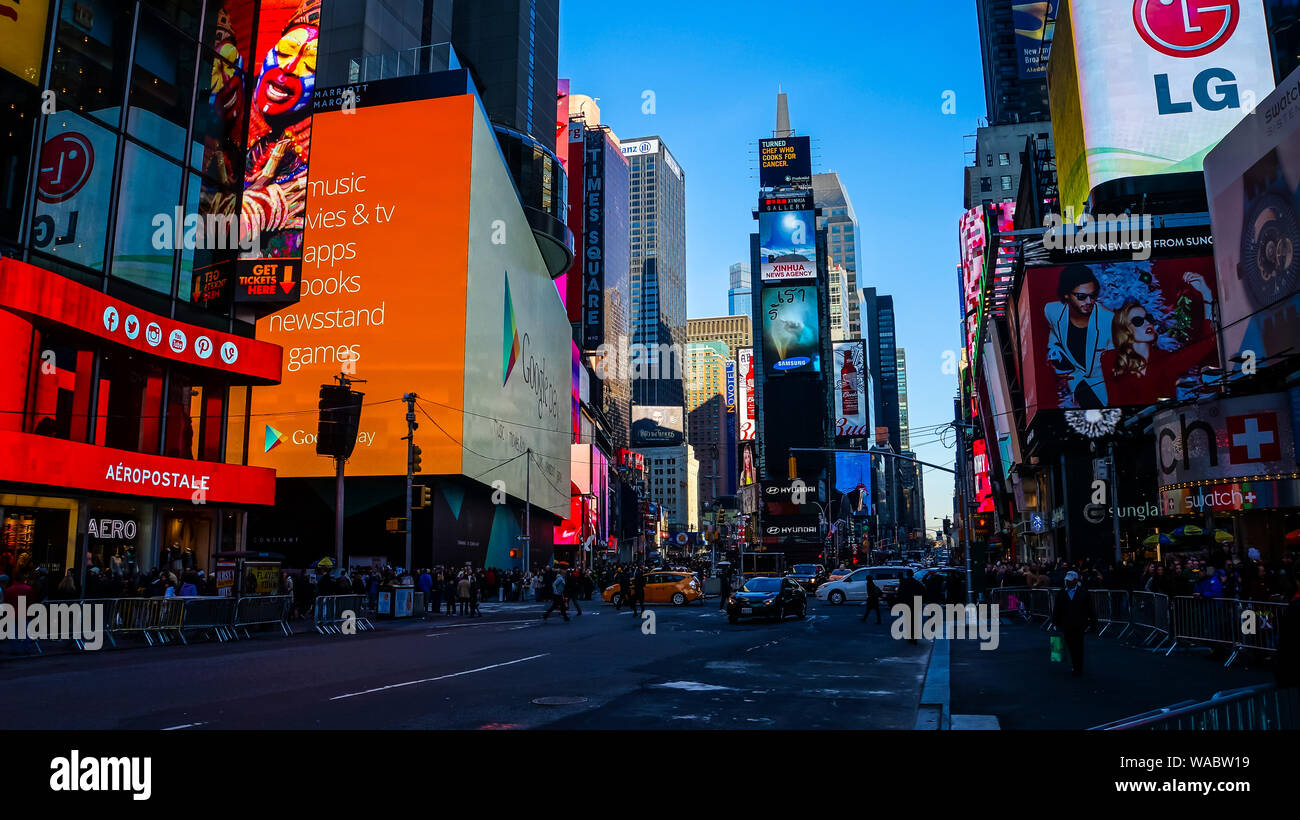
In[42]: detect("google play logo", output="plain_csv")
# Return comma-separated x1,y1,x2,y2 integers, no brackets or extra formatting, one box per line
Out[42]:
264,425,288,452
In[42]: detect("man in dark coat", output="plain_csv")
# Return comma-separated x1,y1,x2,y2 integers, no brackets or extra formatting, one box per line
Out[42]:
615,567,631,611
1052,571,1097,677
718,567,731,611
896,571,926,645
631,566,647,616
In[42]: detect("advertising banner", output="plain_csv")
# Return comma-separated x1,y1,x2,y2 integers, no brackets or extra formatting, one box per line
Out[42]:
973,438,995,513
833,340,868,439
582,129,607,349
0,0,48,84
1014,0,1058,79
1204,62,1300,368
759,137,812,188
631,405,684,445
1154,392,1297,488
725,360,736,413
737,347,756,440
1017,257,1220,411
761,285,821,374
235,0,320,303
251,93,570,517
759,210,817,281
960,203,1014,373
1050,0,1274,216
739,441,758,487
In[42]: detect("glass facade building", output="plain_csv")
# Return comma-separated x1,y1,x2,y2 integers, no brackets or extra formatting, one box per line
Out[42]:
813,172,860,336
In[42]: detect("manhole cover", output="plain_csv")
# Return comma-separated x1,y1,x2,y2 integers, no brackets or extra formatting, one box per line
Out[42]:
532,696,588,706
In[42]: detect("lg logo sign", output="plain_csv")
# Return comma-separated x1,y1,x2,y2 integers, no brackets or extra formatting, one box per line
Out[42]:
1137,1,1244,115
1134,0,1238,58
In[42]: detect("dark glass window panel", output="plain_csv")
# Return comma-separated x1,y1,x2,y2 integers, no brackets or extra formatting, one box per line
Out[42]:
99,349,165,455
49,2,134,128
128,11,198,160
0,75,40,245
182,171,240,305
30,110,117,272
141,0,204,38
112,140,182,296
165,369,199,459
26,330,97,444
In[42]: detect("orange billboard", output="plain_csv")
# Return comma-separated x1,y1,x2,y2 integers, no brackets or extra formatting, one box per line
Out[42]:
249,93,570,517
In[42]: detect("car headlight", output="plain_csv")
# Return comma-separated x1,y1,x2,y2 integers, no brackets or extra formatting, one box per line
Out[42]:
689,580,698,589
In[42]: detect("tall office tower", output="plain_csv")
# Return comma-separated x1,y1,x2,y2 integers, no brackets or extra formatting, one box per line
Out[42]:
860,288,900,451
686,341,735,509
728,262,752,320
319,0,454,86
813,173,860,336
975,0,1051,125
686,316,752,356
897,348,910,450
828,265,849,342
623,136,688,410
635,445,700,533
452,0,560,151
964,124,1054,210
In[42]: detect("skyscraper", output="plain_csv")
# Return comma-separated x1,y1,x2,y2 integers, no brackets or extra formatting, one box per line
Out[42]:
623,136,687,410
728,262,752,320
975,0,1051,126
687,316,751,357
897,348,910,450
686,340,735,509
813,173,861,336
452,0,559,151
828,264,849,342
860,288,900,451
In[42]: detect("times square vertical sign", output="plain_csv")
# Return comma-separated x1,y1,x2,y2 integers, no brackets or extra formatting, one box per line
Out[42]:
582,131,606,350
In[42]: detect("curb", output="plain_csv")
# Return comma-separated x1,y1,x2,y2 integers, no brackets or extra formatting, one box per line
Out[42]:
914,637,950,730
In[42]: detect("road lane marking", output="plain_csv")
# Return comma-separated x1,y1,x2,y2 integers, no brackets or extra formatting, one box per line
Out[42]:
161,722,207,731
330,653,550,701
427,619,537,631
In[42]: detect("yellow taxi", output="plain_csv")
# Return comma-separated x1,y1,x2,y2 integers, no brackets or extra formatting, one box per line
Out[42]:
603,571,703,606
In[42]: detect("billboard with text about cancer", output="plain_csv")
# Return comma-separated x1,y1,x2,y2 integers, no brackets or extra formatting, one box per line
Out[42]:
1049,0,1275,216
1018,257,1220,413
759,137,811,188
1204,63,1300,369
759,210,817,281
761,285,821,375
249,93,570,517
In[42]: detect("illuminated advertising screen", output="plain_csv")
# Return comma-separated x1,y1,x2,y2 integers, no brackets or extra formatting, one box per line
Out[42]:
973,439,995,513
1154,392,1296,489
759,137,811,188
251,93,570,518
960,203,1014,373
234,0,320,303
739,441,758,487
725,360,736,413
631,405,684,445
1204,64,1300,368
1018,257,1220,414
833,340,867,439
759,210,817,281
1049,0,1274,216
761,285,821,374
0,0,47,84
737,347,755,440
1014,0,1058,79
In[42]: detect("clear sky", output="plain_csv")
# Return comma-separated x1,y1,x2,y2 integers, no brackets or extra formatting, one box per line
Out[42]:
558,0,987,535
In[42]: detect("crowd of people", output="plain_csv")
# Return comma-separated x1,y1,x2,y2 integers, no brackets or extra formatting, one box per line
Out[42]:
983,546,1300,602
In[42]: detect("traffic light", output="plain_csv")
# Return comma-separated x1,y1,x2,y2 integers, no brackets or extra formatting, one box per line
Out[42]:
412,485,431,509
508,549,520,559
317,384,365,459
385,517,406,533
409,445,423,474
420,485,431,508
787,455,797,480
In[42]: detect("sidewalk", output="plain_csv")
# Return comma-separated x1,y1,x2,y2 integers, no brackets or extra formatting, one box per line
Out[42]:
950,620,1274,730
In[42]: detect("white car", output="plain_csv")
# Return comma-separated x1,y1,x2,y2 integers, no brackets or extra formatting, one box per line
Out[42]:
816,566,911,605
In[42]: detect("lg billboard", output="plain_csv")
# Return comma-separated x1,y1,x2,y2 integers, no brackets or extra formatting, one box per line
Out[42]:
1050,0,1274,216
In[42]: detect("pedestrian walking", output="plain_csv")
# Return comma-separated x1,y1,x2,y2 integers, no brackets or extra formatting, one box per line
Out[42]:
615,566,631,611
718,567,731,611
1051,571,1097,677
861,577,883,624
470,572,482,617
565,570,583,616
631,566,647,616
457,574,471,615
896,570,926,644
543,571,569,622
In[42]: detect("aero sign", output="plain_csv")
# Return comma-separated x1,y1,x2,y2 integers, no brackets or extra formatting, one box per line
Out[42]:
1050,0,1273,216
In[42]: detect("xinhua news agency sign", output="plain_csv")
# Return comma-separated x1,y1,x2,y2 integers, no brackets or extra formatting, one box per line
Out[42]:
582,131,606,350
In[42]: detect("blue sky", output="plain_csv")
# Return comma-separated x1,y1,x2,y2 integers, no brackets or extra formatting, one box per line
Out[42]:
559,0,986,533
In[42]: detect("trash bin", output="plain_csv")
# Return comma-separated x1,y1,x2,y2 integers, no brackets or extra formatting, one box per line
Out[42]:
378,585,415,618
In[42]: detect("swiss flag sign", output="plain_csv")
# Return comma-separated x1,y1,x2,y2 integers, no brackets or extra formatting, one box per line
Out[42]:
1226,413,1281,464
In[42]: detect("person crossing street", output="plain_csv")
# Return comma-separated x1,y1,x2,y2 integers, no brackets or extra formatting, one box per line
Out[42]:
543,569,569,622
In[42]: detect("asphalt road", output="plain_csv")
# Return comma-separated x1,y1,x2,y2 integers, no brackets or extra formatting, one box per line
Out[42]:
0,597,932,730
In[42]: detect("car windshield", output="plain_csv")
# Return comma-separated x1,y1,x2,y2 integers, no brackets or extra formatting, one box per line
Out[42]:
742,578,781,592
792,565,818,574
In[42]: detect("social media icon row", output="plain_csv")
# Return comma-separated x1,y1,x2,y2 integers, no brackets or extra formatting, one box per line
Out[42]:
103,305,238,364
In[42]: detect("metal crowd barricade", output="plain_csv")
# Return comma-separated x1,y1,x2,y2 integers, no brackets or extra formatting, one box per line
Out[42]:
17,599,119,654
1128,591,1172,648
313,594,374,635
1232,599,1285,662
233,595,293,638
1090,590,1131,637
180,597,238,642
150,599,187,645
1026,587,1055,626
111,598,164,646
991,587,1032,622
1093,683,1300,730
1168,595,1239,659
